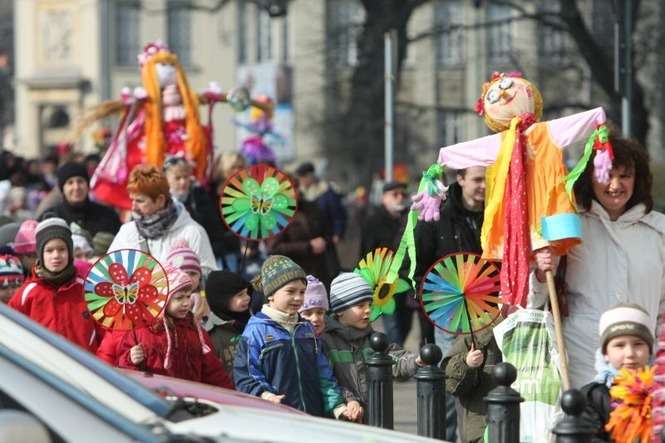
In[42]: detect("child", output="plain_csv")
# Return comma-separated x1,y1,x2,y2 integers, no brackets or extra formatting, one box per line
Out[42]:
234,255,361,421
321,272,419,424
204,270,252,379
580,304,653,442
299,275,328,336
13,219,37,276
441,322,502,442
117,266,233,389
8,218,99,352
0,254,24,303
166,239,209,321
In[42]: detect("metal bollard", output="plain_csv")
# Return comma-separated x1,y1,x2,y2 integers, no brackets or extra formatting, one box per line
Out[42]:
484,362,523,443
415,343,445,440
552,389,593,443
366,331,394,429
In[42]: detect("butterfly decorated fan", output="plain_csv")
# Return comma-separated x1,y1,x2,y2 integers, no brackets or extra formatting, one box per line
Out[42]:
220,164,297,241
84,249,169,330
419,253,501,340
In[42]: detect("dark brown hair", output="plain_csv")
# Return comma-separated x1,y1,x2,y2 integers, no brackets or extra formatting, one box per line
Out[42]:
573,135,653,213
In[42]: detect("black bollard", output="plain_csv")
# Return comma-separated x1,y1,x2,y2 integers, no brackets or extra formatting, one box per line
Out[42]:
553,389,593,443
366,331,394,429
484,362,523,443
415,343,445,440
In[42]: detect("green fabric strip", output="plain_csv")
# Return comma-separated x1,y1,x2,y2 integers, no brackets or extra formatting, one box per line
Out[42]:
328,349,354,365
565,125,608,199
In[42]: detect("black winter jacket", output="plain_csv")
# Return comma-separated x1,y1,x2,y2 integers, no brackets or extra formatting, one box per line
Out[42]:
413,182,483,283
41,198,121,237
579,382,610,442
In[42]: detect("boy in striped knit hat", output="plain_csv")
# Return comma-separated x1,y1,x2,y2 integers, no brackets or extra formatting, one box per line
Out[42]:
321,272,420,424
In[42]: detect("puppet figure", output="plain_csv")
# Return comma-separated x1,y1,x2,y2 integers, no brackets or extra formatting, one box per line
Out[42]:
410,72,613,307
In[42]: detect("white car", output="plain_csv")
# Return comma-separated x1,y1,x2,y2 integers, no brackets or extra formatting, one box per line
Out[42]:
0,303,443,443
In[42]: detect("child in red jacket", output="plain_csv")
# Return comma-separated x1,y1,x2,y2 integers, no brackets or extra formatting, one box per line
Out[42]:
117,266,232,389
9,218,100,352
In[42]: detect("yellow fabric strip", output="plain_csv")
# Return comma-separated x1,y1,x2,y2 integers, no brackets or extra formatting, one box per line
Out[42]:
480,116,520,256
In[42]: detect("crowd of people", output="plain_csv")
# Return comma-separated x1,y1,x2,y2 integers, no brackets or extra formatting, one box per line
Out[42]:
1,128,663,442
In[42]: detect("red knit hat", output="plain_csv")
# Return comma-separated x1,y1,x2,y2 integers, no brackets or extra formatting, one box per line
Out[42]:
166,239,201,275
13,220,37,255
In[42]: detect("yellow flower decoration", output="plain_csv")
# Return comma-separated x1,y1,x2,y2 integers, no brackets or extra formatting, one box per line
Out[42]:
606,365,655,443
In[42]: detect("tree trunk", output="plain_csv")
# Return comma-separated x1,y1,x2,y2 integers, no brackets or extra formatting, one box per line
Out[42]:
339,0,422,185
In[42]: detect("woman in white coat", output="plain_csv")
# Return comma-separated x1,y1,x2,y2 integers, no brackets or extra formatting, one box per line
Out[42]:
107,165,217,276
532,135,665,388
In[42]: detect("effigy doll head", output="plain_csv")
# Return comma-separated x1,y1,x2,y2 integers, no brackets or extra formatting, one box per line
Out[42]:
475,72,543,133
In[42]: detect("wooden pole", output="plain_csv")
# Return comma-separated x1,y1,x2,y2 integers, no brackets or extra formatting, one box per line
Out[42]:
545,270,570,390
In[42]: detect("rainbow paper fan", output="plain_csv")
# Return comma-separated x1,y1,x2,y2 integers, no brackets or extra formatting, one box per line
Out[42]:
355,248,410,321
84,249,169,330
419,253,501,335
220,164,297,241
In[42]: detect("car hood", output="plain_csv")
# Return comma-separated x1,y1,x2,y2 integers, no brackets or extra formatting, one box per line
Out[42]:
168,403,441,443
122,369,303,415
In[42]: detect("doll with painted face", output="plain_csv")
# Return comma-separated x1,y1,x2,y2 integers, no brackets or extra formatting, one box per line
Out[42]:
411,72,612,306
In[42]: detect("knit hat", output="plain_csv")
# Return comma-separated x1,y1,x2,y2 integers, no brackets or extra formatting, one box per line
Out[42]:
166,239,201,275
92,231,114,257
0,255,24,288
166,266,194,298
255,255,306,299
70,223,93,256
329,272,373,313
299,275,329,313
0,222,20,248
205,270,252,316
56,162,89,191
13,220,37,254
599,303,654,353
35,218,73,263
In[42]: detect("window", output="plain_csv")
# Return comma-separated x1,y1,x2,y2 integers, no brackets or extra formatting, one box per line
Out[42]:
115,1,140,66
538,2,565,63
435,0,464,67
237,0,247,64
437,110,463,147
486,3,512,65
256,6,272,62
167,0,191,65
328,0,365,66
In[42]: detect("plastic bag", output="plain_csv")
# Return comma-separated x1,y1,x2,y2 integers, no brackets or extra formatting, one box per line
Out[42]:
493,308,563,443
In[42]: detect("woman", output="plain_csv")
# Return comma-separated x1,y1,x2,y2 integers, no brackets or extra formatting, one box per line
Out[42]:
533,135,665,388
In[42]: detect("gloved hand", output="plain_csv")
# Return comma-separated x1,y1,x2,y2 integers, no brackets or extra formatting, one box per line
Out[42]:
411,191,443,222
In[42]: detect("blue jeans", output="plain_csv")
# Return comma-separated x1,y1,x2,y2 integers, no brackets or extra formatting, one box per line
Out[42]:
435,327,459,442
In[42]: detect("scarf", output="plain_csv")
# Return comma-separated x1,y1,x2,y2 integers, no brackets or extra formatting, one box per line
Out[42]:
133,200,179,240
593,349,619,388
261,304,299,334
35,261,76,286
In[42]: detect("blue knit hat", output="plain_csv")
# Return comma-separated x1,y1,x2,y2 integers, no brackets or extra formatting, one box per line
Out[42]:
329,272,373,313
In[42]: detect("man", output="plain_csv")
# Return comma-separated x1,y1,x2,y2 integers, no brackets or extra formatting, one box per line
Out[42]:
40,162,121,236
163,156,229,268
108,165,216,275
359,181,410,345
359,181,407,257
414,165,486,443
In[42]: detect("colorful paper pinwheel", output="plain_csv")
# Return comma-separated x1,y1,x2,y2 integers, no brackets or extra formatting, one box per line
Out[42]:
355,248,410,321
419,253,501,338
84,249,169,330
220,164,297,241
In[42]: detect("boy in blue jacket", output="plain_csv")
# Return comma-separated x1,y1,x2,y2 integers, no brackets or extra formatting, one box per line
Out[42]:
234,255,362,421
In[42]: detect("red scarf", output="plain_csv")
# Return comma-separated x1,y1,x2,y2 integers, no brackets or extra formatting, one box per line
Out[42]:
500,114,535,307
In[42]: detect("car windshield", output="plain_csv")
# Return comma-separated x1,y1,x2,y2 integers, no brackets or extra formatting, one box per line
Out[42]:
0,303,172,421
